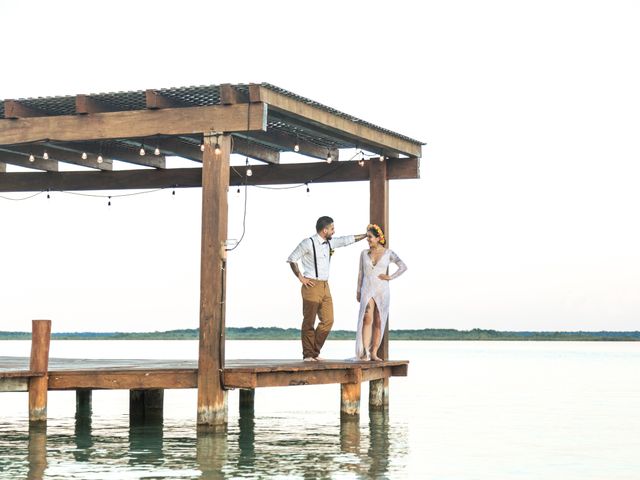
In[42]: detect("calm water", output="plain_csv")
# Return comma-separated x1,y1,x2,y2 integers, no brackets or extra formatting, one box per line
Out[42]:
1,340,639,479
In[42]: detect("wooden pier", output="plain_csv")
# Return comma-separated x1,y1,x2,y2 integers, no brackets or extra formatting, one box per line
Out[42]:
0,83,422,429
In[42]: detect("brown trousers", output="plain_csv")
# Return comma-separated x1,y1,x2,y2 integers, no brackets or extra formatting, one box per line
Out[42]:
300,280,334,358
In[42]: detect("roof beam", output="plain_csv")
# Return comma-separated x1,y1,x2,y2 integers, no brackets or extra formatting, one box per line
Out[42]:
0,158,419,192
0,150,58,171
232,136,280,164
0,103,268,145
75,94,121,114
3,100,48,119
50,141,165,169
220,84,249,105
145,90,192,109
0,162,6,173
242,130,339,160
252,85,422,158
6,144,112,170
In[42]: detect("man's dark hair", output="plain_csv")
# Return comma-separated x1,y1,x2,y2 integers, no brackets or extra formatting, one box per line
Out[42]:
316,216,334,232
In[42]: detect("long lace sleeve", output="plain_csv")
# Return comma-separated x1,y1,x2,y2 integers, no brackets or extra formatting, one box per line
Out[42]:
389,250,407,280
357,250,365,295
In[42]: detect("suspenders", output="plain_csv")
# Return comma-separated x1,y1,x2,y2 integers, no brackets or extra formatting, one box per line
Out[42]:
309,237,331,279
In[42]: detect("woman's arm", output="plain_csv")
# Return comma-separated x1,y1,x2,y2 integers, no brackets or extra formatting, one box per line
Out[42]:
356,251,364,301
388,250,408,280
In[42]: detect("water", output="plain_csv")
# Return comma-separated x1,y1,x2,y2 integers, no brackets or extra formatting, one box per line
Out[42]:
1,340,639,479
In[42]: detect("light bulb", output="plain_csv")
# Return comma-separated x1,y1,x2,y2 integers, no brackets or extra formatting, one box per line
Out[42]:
200,143,205,152
326,153,332,164
154,147,161,156
139,146,146,156
358,159,365,167
294,143,300,152
81,152,88,160
29,154,35,162
214,143,221,155
379,156,385,162
97,154,104,164
246,167,253,177
43,151,49,160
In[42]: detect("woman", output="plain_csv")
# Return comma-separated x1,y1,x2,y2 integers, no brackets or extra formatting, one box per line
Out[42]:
355,224,407,361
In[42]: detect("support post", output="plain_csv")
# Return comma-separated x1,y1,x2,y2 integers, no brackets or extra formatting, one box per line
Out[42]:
340,382,361,418
369,159,390,409
129,389,164,422
239,389,255,414
76,390,92,417
197,133,231,429
28,320,51,423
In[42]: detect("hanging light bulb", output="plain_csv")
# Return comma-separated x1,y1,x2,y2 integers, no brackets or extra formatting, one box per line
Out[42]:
294,142,300,152
43,151,49,160
246,167,253,177
139,144,146,156
237,186,241,194
326,152,333,164
108,196,111,206
214,143,221,155
29,154,35,162
154,147,161,156
358,158,365,167
97,154,104,164
200,143,205,152
306,183,310,193
379,155,385,162
81,152,88,160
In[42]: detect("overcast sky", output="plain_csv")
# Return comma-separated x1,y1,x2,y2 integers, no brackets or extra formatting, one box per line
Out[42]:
1,0,639,333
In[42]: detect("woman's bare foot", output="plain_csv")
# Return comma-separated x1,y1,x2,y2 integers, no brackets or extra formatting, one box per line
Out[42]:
370,354,382,361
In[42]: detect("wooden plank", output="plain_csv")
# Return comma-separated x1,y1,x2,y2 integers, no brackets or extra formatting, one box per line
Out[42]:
0,158,419,192
3,100,48,118
225,367,364,388
220,84,248,105
52,140,165,168
48,369,198,390
253,84,422,157
6,144,112,170
75,94,121,114
232,136,280,164
0,150,58,171
197,133,231,427
29,320,51,422
240,130,339,160
0,377,28,392
0,161,5,172
0,103,268,145
146,89,193,109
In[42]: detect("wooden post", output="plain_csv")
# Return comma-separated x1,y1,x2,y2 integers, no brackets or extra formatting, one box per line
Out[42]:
239,389,255,414
369,159,390,409
130,389,164,422
197,133,231,428
28,320,51,423
340,382,361,417
76,390,92,417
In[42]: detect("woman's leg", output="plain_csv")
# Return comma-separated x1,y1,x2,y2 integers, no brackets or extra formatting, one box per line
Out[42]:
370,302,383,361
361,298,375,359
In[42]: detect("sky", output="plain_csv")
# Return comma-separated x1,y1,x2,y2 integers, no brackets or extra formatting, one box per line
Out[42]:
0,0,639,333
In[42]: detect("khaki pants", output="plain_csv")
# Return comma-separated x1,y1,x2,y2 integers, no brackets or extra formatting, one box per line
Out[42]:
301,280,334,358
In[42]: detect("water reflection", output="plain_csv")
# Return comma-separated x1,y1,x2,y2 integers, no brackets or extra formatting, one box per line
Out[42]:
129,417,164,467
369,410,391,477
27,423,47,480
197,429,228,479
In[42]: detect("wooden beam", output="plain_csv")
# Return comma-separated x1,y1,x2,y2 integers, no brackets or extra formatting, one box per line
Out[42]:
220,84,248,105
75,94,121,114
145,89,192,109
253,84,422,157
0,158,419,192
0,162,6,173
51,140,165,168
3,100,48,119
6,144,112,171
197,133,231,428
232,136,280,164
0,149,58,171
242,130,339,160
29,320,51,422
48,370,197,390
0,103,268,145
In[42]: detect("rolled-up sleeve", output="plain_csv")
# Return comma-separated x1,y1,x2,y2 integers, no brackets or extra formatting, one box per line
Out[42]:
331,235,355,248
287,240,308,263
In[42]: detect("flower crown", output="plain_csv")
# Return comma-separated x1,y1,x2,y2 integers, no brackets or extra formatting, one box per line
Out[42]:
367,223,386,245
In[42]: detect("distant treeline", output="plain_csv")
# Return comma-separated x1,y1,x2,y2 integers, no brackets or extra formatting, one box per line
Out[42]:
1,327,639,341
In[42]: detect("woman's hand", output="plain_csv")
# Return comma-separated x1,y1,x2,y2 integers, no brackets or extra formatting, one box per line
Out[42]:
378,274,391,281
356,292,361,302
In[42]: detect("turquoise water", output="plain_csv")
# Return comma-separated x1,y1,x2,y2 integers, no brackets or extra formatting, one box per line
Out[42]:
1,340,639,479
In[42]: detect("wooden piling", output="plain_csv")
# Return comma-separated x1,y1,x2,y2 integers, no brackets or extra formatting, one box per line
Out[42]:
76,389,92,417
130,389,164,422
370,160,390,409
340,382,361,417
197,133,231,428
28,320,51,423
239,389,255,413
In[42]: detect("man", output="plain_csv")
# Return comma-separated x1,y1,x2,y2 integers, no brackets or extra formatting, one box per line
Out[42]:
287,216,366,361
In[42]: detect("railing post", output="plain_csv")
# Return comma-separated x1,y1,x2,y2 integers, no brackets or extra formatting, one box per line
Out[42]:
28,320,51,423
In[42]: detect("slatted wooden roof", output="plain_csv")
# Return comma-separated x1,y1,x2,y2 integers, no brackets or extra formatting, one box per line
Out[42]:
0,83,423,192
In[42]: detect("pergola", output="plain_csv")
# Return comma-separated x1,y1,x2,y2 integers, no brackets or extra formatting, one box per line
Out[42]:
0,83,423,427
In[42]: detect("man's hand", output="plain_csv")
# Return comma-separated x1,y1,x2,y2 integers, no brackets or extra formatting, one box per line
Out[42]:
378,274,391,281
355,233,366,242
356,292,361,302
300,276,315,288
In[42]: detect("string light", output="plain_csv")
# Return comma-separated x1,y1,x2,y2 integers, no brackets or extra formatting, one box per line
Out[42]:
139,144,146,156
108,196,111,206
214,136,221,155
200,143,205,152
379,155,385,162
81,152,88,160
154,146,161,156
245,157,252,177
97,154,104,164
237,186,241,194
306,183,310,193
358,158,365,167
43,151,49,160
294,142,300,152
326,151,333,164
29,154,35,162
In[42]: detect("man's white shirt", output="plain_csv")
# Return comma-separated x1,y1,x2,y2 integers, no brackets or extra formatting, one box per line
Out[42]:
287,234,356,281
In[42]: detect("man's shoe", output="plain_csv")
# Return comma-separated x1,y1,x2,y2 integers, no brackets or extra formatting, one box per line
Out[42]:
314,356,326,361
303,357,317,362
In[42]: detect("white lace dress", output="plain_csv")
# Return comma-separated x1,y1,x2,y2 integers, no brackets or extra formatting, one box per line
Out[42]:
355,248,408,360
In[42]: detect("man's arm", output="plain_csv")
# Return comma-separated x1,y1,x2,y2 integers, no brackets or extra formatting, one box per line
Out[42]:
289,261,314,287
332,233,366,248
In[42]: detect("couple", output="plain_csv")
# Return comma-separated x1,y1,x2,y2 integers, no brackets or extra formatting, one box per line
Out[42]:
287,216,407,362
